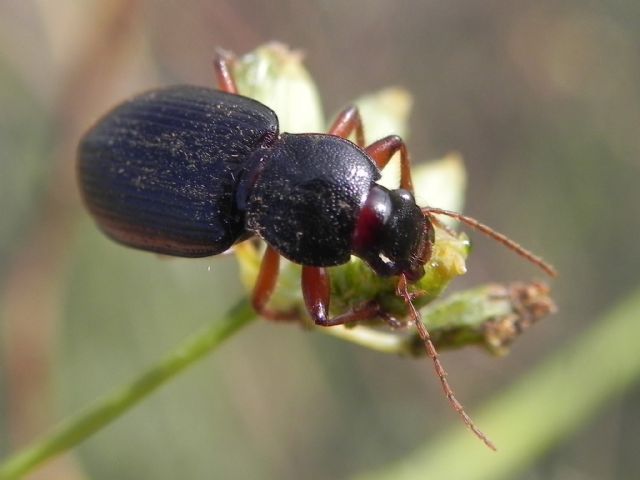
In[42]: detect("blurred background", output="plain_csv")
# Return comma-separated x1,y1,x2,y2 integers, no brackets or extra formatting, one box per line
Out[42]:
1,1,639,479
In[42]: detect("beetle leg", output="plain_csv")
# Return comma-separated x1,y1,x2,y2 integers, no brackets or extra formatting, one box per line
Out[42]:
365,135,413,192
252,245,297,321
328,105,365,147
301,266,381,326
213,49,238,94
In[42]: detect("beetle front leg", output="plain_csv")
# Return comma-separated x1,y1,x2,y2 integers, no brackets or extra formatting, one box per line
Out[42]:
365,135,414,192
328,105,366,147
301,266,381,326
213,49,238,94
252,245,297,321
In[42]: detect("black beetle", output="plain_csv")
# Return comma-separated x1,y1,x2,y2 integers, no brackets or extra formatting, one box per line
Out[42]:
78,51,556,449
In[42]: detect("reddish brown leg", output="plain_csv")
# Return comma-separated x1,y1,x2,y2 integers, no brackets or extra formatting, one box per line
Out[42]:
301,266,381,326
365,135,413,192
213,49,238,94
328,105,365,147
251,245,297,321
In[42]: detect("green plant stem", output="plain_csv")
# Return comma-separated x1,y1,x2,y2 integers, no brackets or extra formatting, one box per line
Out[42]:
0,298,255,480
356,286,640,480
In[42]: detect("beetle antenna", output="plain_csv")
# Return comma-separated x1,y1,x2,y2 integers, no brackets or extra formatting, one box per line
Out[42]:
423,207,557,277
397,274,497,451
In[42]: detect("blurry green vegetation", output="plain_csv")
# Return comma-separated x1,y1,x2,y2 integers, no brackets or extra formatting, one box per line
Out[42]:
0,55,51,273
0,325,5,460
0,50,52,466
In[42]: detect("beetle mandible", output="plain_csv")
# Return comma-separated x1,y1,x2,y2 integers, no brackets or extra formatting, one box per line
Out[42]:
77,50,556,450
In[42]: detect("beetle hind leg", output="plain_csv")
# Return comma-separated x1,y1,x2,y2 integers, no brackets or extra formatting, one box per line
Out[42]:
365,135,414,192
213,49,239,94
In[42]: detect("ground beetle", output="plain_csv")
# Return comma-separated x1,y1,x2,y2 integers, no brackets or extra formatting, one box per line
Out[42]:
78,50,556,449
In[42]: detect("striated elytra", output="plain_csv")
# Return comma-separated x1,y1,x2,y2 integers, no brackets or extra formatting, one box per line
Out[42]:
78,86,279,257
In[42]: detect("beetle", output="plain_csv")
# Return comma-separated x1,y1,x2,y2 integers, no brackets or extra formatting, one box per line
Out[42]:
77,50,556,449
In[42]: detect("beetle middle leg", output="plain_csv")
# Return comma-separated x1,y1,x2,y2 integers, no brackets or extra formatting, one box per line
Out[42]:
301,266,385,327
328,106,414,192
365,135,414,192
328,105,365,147
213,49,238,94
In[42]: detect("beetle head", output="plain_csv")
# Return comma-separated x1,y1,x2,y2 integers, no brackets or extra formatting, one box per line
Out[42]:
352,185,434,282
